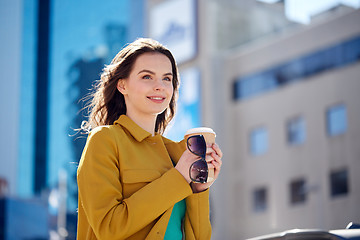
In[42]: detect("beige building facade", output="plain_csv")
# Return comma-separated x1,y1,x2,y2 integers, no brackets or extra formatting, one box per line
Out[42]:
217,8,360,240
147,1,360,239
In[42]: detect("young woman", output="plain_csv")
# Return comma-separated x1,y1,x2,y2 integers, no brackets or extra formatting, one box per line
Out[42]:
77,38,223,240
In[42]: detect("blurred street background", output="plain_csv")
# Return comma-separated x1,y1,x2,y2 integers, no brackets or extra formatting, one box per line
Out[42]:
1,0,360,239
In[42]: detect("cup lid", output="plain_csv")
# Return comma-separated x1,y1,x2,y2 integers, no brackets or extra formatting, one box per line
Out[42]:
184,127,216,136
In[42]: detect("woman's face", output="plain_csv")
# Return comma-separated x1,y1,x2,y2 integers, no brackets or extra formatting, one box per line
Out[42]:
117,52,174,120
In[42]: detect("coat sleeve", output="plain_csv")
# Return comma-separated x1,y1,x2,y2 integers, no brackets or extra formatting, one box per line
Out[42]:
165,137,212,239
184,189,212,240
77,127,193,239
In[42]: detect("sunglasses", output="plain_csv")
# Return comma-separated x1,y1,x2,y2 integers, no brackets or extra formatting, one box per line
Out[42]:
187,135,208,183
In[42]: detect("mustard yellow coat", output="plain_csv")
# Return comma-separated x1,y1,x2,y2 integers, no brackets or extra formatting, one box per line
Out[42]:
77,115,212,239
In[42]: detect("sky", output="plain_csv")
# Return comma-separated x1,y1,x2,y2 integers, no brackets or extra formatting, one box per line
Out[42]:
257,0,360,24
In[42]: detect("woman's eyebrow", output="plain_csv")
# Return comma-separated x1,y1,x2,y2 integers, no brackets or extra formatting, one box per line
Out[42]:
138,69,173,76
138,69,154,75
163,72,173,77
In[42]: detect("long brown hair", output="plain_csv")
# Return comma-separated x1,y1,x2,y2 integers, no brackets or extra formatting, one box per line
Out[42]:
81,38,180,134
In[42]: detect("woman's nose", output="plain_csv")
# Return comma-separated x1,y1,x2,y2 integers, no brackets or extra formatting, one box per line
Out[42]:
154,78,165,91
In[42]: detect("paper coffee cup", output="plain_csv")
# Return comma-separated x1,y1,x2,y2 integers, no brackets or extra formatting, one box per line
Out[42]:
184,127,216,183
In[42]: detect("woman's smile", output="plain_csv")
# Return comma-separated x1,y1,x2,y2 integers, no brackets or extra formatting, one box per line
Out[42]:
147,95,166,103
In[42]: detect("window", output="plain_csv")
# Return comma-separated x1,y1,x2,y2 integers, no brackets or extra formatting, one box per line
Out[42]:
233,73,278,99
253,187,267,212
327,104,347,136
250,127,268,156
287,117,306,145
330,169,349,197
290,179,307,205
233,35,360,101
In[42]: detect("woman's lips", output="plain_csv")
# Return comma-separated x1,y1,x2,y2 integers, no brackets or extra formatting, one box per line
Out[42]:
147,96,166,103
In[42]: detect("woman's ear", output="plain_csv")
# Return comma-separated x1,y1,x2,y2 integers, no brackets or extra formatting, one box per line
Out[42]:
117,79,127,94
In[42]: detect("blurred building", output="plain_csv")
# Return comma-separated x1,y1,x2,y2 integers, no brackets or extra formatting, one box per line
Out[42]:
1,0,145,239
146,0,360,239
223,9,360,239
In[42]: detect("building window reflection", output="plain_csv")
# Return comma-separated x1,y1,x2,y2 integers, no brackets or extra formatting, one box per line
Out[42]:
253,187,267,212
327,104,347,136
233,35,360,101
250,127,268,156
287,117,306,145
290,178,307,205
330,169,349,197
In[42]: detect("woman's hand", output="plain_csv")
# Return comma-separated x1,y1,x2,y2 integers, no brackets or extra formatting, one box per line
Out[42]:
191,143,223,193
175,149,198,184
175,143,223,193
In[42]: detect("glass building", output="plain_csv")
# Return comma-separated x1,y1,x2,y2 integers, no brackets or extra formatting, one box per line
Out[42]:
2,0,147,238
18,0,146,208
1,0,201,238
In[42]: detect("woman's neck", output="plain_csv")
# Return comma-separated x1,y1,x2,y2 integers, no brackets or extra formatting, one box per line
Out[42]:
126,113,157,136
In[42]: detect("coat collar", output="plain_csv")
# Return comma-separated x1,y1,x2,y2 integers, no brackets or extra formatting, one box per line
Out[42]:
114,115,152,142
113,115,186,163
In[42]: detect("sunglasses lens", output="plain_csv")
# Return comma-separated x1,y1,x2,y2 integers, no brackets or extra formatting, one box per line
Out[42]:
189,160,208,183
187,135,206,157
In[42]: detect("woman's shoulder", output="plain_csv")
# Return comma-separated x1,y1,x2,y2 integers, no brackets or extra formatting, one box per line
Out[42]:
162,135,186,150
161,135,179,144
88,124,127,141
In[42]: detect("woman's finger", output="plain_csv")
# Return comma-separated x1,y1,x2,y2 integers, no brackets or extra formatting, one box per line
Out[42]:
210,151,222,165
212,143,223,158
211,159,221,169
205,154,214,162
206,146,215,155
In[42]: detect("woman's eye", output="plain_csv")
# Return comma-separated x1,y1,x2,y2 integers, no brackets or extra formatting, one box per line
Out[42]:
143,75,151,80
163,77,172,82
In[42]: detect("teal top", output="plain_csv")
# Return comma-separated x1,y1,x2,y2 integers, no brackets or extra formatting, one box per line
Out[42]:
164,199,186,239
